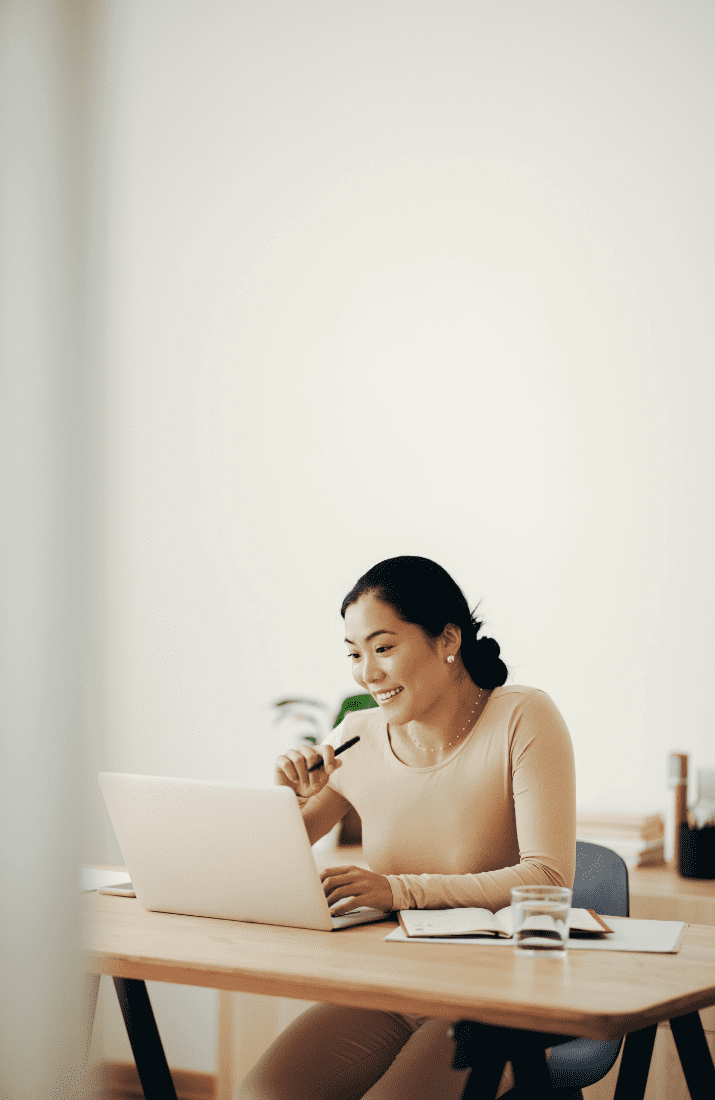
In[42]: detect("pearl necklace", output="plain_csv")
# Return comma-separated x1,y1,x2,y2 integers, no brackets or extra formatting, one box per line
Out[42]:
408,688,485,753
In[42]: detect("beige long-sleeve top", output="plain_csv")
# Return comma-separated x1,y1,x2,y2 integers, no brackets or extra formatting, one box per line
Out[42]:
323,684,576,912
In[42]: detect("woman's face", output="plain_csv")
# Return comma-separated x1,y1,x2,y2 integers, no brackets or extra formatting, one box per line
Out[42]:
343,593,456,724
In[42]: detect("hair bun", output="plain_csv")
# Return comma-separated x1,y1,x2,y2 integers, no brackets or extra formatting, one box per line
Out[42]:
477,636,501,660
471,634,507,688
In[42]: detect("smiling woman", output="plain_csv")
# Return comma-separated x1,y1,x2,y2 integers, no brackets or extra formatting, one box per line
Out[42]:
239,556,576,1100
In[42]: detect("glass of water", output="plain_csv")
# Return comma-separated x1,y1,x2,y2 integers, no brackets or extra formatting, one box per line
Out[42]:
511,885,572,957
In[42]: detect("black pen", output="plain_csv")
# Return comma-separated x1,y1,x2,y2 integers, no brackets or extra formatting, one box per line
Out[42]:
307,735,360,772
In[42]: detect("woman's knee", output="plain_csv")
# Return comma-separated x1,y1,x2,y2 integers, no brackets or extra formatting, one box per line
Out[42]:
235,1003,415,1100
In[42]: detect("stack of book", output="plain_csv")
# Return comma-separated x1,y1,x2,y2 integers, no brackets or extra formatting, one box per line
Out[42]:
575,810,665,867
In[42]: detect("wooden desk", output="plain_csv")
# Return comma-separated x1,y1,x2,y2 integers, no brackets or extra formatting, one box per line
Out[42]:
82,889,715,1040
83,882,715,1099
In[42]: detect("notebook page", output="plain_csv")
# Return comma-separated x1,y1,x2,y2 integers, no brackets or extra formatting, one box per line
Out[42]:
399,907,507,937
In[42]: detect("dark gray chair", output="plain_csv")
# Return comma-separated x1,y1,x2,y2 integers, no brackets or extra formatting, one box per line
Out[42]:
459,840,630,1099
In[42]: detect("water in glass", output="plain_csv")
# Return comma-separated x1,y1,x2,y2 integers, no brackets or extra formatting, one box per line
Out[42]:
511,886,572,957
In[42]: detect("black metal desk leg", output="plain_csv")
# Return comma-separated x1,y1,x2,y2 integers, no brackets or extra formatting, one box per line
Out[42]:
670,1012,715,1100
113,977,178,1100
612,1024,657,1100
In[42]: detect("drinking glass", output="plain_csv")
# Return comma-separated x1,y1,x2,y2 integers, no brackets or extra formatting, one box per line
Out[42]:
511,885,572,956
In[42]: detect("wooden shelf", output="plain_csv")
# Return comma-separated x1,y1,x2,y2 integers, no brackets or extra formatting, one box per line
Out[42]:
629,861,715,925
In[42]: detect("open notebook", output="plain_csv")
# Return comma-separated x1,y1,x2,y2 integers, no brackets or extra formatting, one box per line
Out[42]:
398,906,611,939
388,909,686,953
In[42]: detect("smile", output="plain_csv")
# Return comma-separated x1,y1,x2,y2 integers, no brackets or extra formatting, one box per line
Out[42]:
375,687,404,702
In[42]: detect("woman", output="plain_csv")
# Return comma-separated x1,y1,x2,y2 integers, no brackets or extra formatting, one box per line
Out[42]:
237,556,576,1100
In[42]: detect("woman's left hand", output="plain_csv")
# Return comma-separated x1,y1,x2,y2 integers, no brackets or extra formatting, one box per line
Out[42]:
320,865,393,916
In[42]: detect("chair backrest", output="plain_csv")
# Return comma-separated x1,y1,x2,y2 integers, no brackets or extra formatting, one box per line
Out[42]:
572,841,630,917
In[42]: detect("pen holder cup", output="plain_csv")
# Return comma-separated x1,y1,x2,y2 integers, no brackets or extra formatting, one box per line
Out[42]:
680,823,715,879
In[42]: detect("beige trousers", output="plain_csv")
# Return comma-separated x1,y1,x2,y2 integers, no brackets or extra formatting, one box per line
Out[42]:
235,1004,519,1100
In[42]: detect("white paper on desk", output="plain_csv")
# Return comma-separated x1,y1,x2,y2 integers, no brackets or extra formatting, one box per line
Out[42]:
385,917,686,953
80,868,131,892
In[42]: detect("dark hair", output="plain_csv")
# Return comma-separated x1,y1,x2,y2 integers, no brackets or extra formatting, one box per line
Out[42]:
340,556,508,690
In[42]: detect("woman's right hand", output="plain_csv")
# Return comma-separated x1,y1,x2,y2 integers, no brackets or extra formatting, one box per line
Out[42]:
274,743,342,800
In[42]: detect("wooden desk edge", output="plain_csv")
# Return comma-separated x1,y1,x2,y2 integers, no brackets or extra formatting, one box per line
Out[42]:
82,939,715,1042
82,861,715,1041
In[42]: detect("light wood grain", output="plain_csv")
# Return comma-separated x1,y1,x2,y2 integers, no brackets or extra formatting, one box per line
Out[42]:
629,861,715,903
82,887,715,1042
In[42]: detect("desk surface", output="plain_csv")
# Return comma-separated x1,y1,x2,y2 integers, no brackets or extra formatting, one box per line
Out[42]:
82,889,715,1042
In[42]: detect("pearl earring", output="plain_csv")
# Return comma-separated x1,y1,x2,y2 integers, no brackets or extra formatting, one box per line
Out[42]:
447,655,455,664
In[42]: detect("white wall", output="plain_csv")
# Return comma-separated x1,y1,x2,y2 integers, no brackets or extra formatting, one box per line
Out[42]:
87,0,715,1076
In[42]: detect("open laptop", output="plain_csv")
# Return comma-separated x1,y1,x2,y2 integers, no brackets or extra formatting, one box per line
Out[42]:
97,772,390,931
